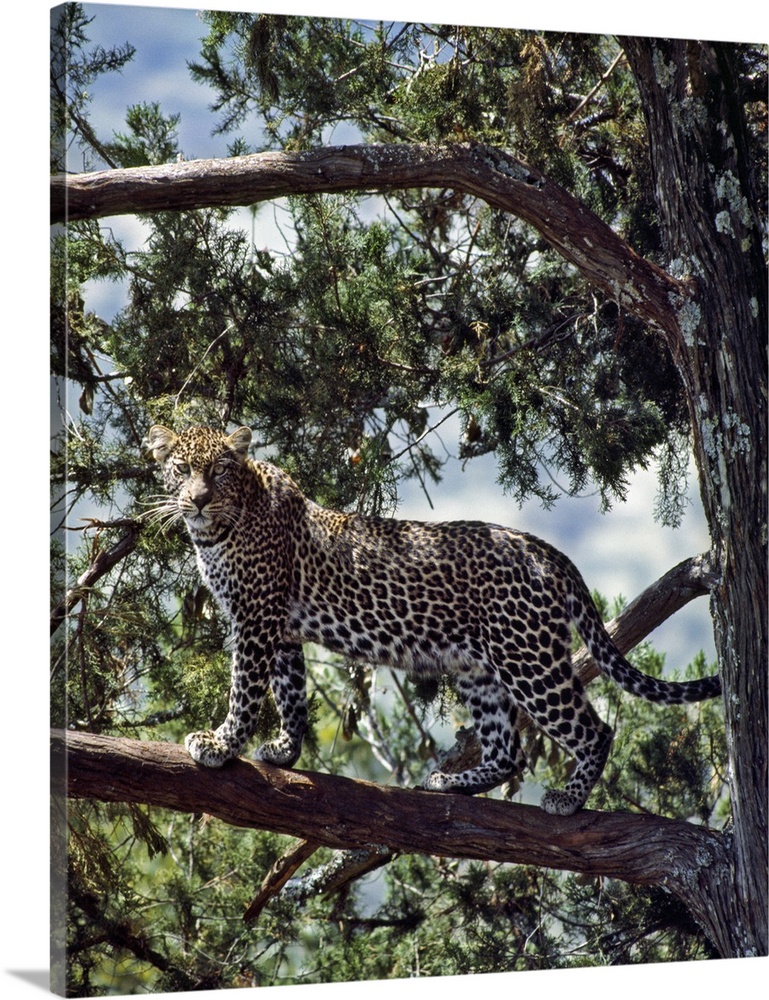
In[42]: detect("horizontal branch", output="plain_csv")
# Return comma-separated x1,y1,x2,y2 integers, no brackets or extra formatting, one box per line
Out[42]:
54,729,726,893
51,142,683,336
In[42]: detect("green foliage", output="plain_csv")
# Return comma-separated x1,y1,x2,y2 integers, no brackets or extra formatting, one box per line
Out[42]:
105,102,181,167
51,3,136,171
53,9,702,519
51,6,742,992
593,649,728,824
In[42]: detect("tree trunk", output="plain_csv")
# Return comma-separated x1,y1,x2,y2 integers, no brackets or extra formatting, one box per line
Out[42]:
623,37,768,958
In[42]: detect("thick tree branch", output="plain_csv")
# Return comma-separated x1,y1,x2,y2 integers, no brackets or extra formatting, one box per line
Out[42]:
51,142,684,336
54,729,727,897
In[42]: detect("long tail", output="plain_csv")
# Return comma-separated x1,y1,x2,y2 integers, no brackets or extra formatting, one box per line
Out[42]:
569,583,721,704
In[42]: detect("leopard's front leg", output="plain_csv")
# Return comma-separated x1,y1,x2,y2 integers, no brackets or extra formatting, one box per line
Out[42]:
185,624,272,768
253,642,307,767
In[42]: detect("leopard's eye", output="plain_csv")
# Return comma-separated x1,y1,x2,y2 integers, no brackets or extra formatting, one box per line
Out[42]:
174,461,191,477
212,461,227,477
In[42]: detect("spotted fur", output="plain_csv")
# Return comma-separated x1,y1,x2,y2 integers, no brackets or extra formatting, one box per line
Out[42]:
146,424,721,815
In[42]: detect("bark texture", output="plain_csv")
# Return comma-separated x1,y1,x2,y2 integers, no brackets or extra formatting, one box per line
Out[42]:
623,38,768,957
54,728,730,941
52,142,682,334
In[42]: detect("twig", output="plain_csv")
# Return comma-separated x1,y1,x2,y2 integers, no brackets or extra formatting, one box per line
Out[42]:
567,48,626,122
173,325,234,409
243,839,321,923
50,523,141,636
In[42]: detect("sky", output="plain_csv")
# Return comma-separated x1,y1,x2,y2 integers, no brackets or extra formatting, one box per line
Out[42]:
3,2,767,998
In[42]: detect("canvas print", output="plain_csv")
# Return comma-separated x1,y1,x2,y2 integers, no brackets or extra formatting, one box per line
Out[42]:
51,2,767,996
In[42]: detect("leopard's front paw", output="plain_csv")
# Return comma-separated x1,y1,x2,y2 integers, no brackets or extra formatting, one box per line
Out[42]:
254,733,302,768
539,789,581,816
185,730,234,768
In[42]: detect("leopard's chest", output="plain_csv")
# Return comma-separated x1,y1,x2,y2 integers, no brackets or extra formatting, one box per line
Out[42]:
192,538,248,610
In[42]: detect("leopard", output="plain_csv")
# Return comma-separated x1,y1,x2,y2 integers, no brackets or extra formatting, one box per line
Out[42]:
145,423,721,816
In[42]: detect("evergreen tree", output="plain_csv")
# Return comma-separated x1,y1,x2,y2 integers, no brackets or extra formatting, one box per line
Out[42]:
51,6,765,993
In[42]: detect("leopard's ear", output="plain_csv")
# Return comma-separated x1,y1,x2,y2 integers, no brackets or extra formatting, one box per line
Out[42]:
146,425,178,462
226,426,252,460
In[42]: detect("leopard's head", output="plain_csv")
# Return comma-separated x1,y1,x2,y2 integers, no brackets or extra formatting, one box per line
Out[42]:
145,425,252,536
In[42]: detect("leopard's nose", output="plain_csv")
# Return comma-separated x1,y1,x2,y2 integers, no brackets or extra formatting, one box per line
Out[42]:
190,485,212,512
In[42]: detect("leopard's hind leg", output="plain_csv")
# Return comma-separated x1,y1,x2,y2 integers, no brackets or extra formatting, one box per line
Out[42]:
423,665,527,794
523,666,613,816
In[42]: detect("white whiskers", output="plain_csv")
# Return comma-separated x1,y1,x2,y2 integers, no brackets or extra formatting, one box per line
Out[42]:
138,494,246,534
138,495,187,532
